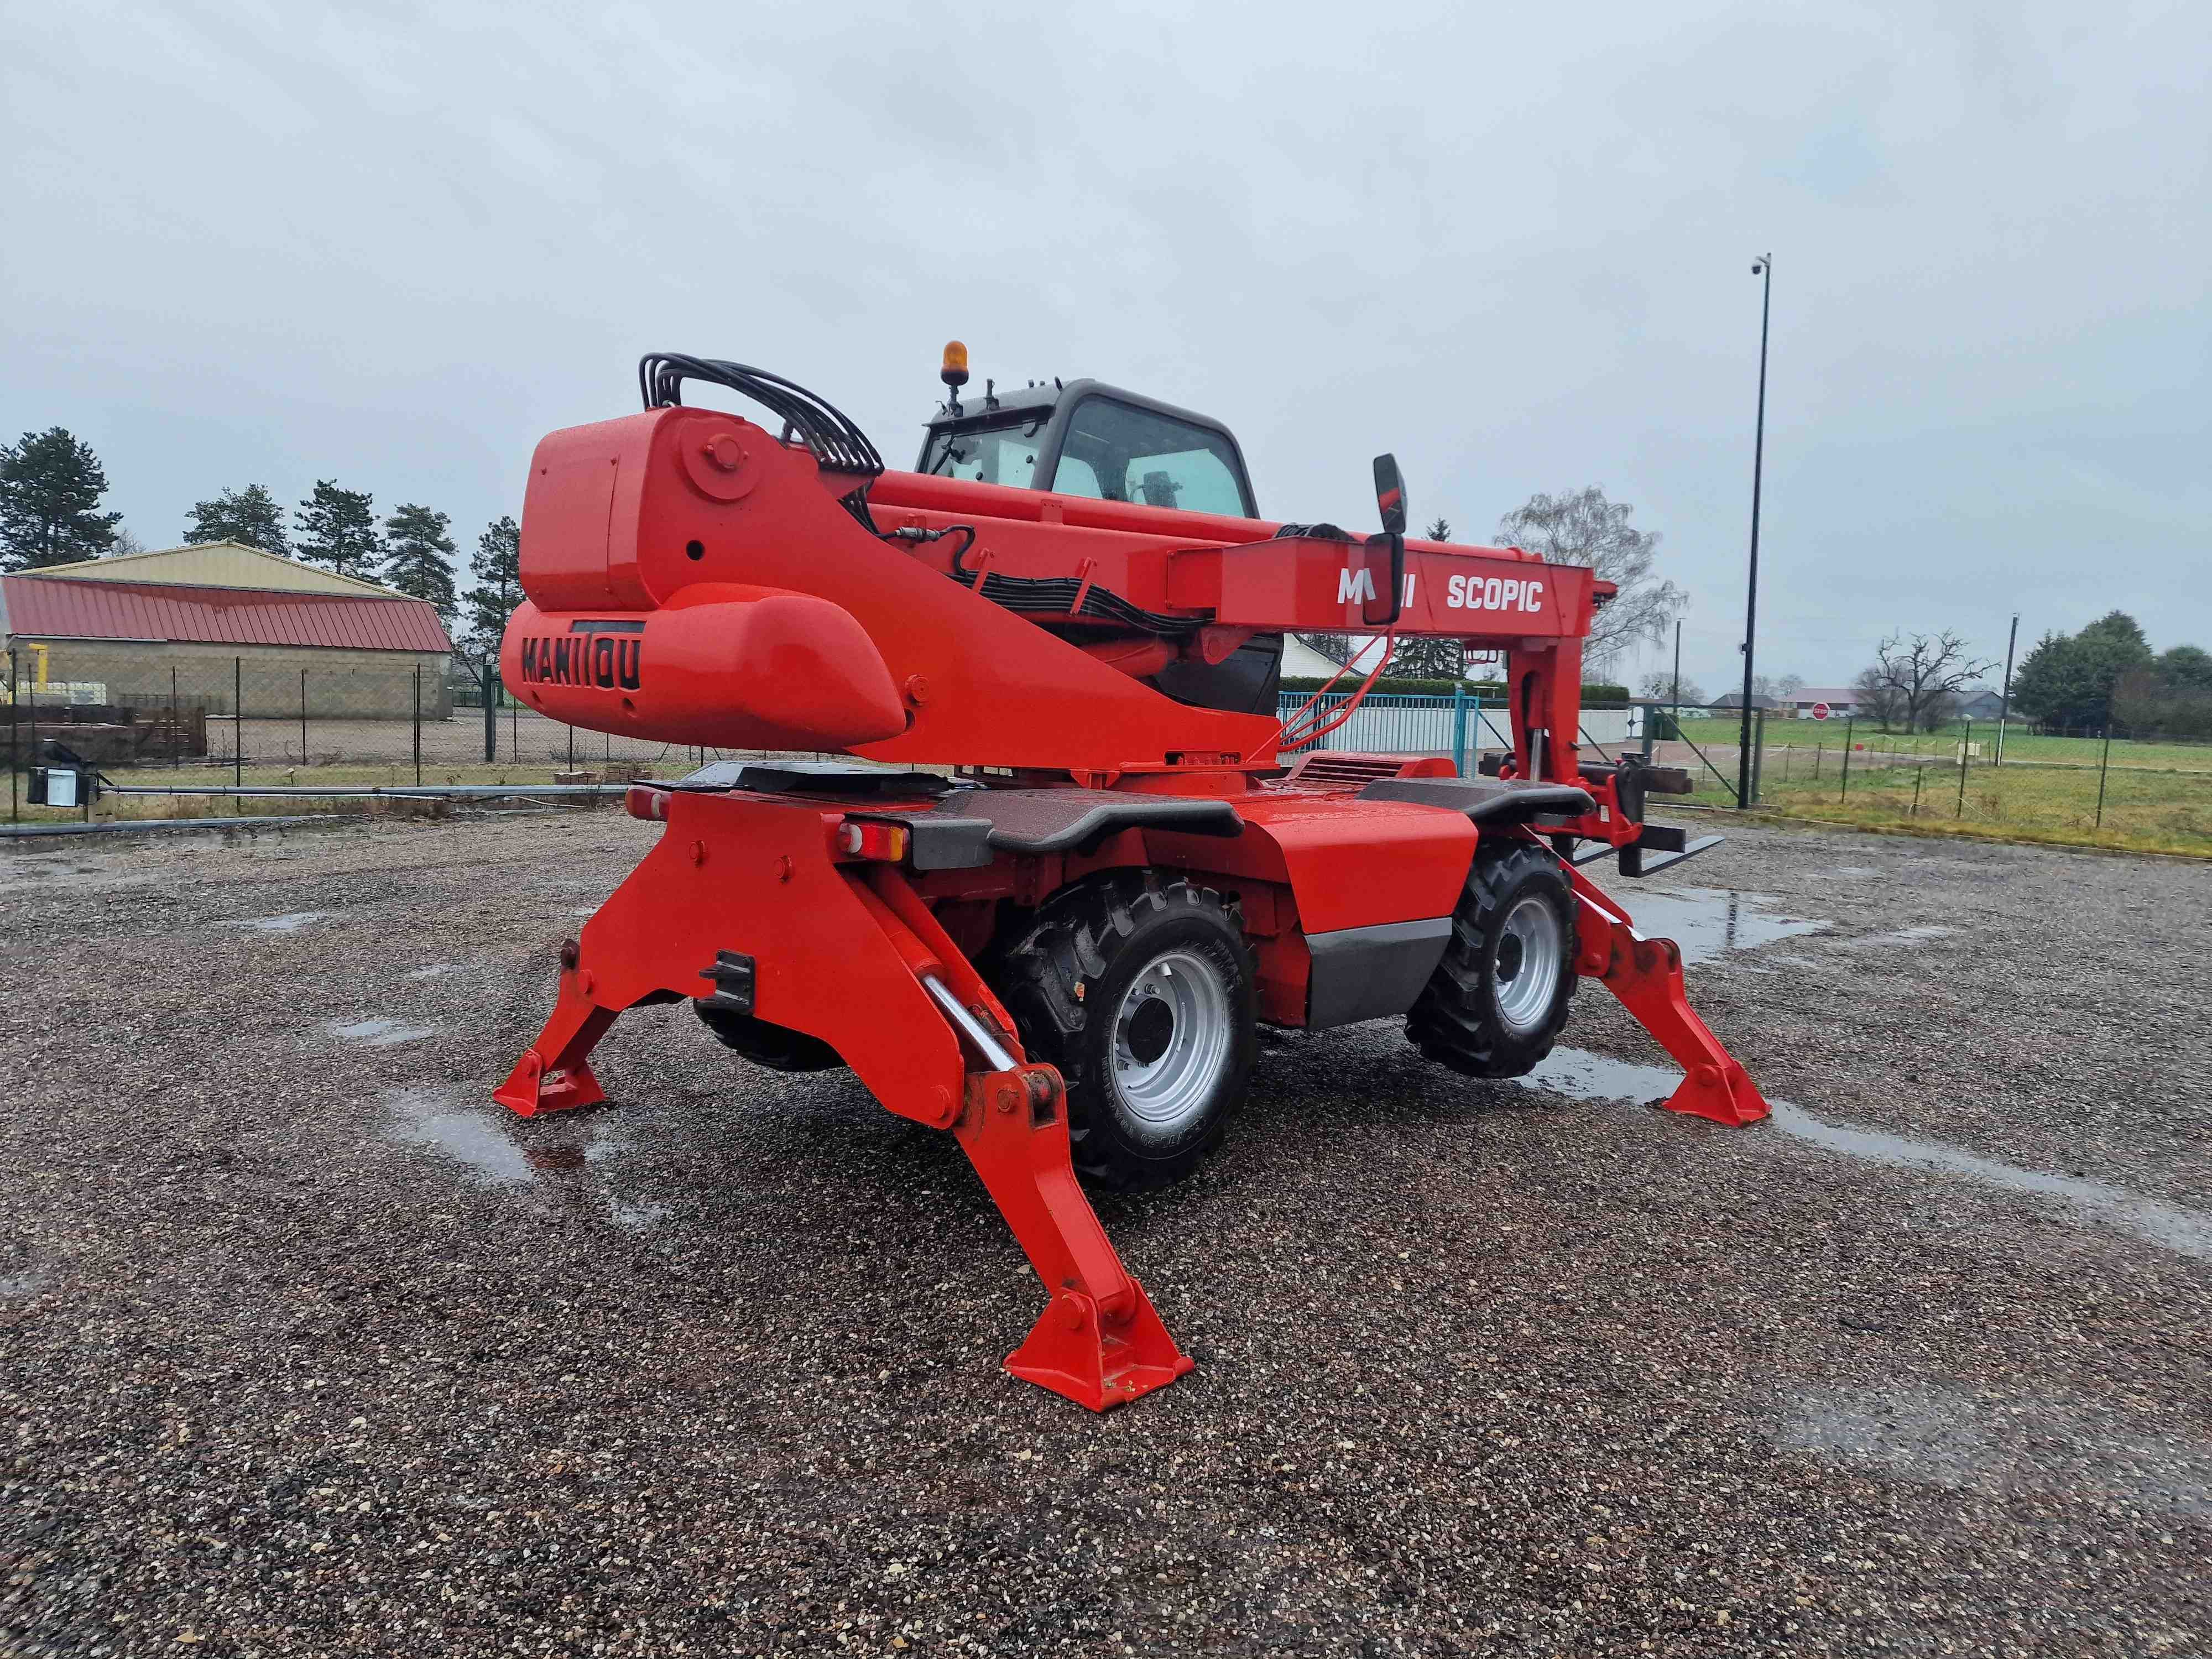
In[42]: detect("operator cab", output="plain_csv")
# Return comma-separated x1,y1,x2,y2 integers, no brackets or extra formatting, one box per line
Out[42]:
917,351,1258,519
915,343,1277,717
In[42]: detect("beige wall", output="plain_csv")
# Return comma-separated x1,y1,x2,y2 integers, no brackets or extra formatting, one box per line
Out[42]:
6,638,453,719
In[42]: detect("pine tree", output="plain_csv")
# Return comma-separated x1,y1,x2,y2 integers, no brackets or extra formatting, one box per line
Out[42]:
294,480,382,581
0,427,123,570
461,515,521,661
185,484,291,555
1387,637,1465,680
382,504,458,624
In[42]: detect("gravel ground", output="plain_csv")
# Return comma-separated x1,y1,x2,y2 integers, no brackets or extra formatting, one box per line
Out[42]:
2,811,2207,1657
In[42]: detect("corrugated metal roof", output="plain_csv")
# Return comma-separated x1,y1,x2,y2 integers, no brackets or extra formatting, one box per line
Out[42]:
31,541,403,597
0,575,453,653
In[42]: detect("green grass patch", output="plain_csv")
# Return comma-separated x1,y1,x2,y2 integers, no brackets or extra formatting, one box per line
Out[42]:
1668,716,2212,774
1751,758,2212,859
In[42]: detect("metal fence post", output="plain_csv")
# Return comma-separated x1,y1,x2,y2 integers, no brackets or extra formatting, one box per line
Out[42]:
1955,718,1971,817
171,666,180,768
567,723,575,773
413,665,423,786
1452,683,1468,776
1839,718,1854,800
1911,763,1924,816
299,667,309,766
2095,714,2113,828
8,646,17,825
483,662,498,763
233,656,243,791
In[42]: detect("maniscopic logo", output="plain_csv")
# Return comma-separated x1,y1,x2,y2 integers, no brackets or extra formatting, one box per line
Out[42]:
1446,573,1543,614
1335,566,1546,614
520,620,644,690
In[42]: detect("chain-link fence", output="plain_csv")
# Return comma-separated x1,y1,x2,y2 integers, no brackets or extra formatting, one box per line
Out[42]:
4,655,801,823
10,663,2209,855
1645,702,2212,857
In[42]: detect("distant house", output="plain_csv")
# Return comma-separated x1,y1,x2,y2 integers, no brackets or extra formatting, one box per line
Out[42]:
1779,685,1860,719
1713,690,1782,710
0,540,453,719
1954,687,2007,722
1282,632,1388,677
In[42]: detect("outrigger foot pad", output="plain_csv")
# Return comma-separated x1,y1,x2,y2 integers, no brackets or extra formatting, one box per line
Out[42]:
1658,1055,1767,1127
493,1047,608,1117
1005,1280,1194,1411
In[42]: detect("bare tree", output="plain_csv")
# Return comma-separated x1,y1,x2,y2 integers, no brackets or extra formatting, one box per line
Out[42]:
1494,487,1682,672
1860,630,1995,732
1850,666,1906,729
1636,667,1705,704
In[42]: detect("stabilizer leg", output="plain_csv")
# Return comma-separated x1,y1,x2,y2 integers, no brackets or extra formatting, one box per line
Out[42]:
1564,863,1770,1126
952,1062,1194,1410
494,980,615,1117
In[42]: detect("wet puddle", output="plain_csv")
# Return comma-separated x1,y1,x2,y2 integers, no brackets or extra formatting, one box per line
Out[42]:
1517,1049,2212,1261
379,1087,664,1231
1775,1381,2212,1519
328,1019,435,1048
1605,886,1829,966
1766,1103,2212,1259
385,1088,536,1183
221,911,333,933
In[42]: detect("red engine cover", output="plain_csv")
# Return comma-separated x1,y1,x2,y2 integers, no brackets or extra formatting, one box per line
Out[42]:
501,583,906,753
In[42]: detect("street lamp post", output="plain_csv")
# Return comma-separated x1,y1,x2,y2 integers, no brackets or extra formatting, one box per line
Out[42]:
1738,253,1773,808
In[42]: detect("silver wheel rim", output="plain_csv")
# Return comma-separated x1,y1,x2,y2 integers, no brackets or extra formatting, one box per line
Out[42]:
1111,948,1232,1139
1493,894,1564,1036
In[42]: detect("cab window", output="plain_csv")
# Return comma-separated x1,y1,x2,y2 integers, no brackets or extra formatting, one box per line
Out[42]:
919,416,1048,488
1050,397,1254,516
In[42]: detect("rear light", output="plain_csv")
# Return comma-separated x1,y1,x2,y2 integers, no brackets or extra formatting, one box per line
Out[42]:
625,785,669,822
834,819,910,862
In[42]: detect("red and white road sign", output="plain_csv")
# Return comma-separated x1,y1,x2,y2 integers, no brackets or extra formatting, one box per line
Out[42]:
1811,702,1832,721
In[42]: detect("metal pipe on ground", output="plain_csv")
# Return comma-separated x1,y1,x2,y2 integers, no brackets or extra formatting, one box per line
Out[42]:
99,784,629,800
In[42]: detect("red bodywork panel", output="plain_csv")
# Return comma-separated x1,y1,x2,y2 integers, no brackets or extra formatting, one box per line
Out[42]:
504,410,1274,773
492,392,1766,1413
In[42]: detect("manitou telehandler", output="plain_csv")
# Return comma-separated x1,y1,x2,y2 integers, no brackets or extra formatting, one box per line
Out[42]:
494,347,1765,1410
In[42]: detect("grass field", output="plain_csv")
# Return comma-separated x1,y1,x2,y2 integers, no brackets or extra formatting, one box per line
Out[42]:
1667,714,2212,774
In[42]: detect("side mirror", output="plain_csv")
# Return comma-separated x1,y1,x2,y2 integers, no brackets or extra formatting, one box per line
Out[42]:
1364,453,1407,625
1373,453,1407,536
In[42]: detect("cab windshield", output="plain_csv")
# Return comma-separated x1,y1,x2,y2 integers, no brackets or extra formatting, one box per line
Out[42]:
1052,396,1253,516
919,415,1050,488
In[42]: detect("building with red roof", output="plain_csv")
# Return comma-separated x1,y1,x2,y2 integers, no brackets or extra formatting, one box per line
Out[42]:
1,541,455,719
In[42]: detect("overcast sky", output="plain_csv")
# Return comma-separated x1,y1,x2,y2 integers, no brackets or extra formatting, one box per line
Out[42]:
5,1,2206,693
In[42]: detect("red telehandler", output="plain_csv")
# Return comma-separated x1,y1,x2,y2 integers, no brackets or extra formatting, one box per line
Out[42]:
495,348,1767,1410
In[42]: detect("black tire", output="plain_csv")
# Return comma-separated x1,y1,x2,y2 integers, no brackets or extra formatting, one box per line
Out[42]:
1405,837,1577,1077
692,1003,844,1072
993,873,1255,1192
